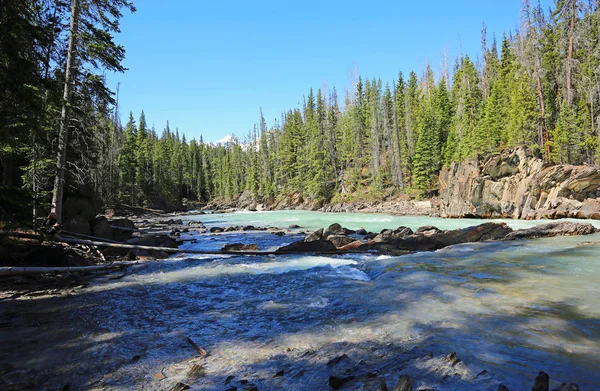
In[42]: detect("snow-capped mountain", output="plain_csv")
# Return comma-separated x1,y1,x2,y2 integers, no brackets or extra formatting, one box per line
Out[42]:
209,135,236,147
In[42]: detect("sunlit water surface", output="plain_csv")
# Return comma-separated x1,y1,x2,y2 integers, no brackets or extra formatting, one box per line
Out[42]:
1,211,599,390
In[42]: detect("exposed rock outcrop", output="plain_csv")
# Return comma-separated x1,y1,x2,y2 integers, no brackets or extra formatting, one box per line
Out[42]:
439,147,600,219
280,221,596,255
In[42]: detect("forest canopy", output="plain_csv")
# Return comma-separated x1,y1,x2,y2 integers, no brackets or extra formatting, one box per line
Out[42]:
1,0,599,223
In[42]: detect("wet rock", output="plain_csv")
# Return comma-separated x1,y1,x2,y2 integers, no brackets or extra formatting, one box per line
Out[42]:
532,371,550,391
324,223,345,237
337,240,364,251
289,224,300,229
373,229,394,243
364,222,512,253
415,225,440,234
394,226,413,237
392,374,413,391
271,231,285,236
329,375,355,389
364,232,377,240
276,240,337,253
210,227,224,233
225,226,237,232
327,353,352,367
504,222,596,240
221,243,259,252
360,377,388,391
242,225,255,231
355,227,368,235
552,383,579,391
327,235,355,248
445,352,461,366
378,380,389,391
160,218,183,225
170,382,190,390
304,228,324,242
274,370,285,377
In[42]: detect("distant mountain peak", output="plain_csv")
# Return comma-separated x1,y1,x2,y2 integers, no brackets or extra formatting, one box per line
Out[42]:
210,135,236,146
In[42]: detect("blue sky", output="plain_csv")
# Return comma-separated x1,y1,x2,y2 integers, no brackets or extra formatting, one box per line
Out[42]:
108,0,553,143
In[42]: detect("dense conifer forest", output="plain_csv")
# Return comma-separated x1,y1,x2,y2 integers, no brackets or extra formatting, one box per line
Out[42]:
1,1,599,223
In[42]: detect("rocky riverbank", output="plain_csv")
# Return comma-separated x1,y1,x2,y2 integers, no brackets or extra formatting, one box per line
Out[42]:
205,192,435,216
440,147,600,220
277,221,598,256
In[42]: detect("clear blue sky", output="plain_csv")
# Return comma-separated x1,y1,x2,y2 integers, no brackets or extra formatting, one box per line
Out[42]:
108,0,553,143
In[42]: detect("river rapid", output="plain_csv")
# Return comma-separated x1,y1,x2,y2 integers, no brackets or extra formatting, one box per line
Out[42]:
1,211,599,390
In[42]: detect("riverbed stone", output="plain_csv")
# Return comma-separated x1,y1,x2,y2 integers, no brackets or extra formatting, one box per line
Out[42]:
277,239,336,253
221,243,259,251
532,371,550,391
324,223,345,237
552,382,579,391
304,228,324,242
327,235,355,248
392,374,413,391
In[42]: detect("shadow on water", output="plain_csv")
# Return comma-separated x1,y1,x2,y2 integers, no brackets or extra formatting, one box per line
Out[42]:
0,235,599,390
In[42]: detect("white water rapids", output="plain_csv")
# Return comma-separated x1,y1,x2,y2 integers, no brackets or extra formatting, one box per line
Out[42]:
0,211,599,390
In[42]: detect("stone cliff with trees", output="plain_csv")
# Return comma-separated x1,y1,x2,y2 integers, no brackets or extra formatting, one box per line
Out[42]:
1,0,600,225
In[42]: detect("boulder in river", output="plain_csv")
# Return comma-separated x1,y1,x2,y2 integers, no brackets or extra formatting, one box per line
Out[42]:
355,227,368,235
363,222,513,254
553,382,579,391
221,243,259,252
394,226,413,237
277,240,337,253
304,228,324,242
324,223,345,237
327,234,355,248
532,371,550,391
392,374,413,391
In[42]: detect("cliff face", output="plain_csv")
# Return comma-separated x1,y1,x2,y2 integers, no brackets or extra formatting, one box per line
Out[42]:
439,147,600,219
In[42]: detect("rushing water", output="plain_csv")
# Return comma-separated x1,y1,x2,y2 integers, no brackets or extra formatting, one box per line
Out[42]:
1,211,599,390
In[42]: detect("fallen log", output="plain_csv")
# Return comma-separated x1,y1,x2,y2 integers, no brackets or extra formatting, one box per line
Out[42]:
0,262,136,276
55,236,373,255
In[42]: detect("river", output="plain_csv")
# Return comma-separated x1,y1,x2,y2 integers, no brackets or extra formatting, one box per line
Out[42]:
1,211,599,390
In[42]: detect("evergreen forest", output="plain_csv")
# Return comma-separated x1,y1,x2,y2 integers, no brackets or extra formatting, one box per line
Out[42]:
1,0,600,223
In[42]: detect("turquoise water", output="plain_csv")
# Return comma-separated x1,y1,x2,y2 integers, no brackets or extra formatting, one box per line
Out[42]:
188,210,600,232
2,211,599,390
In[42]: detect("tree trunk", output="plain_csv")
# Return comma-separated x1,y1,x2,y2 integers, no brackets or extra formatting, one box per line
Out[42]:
536,74,550,161
566,3,576,106
51,0,80,224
